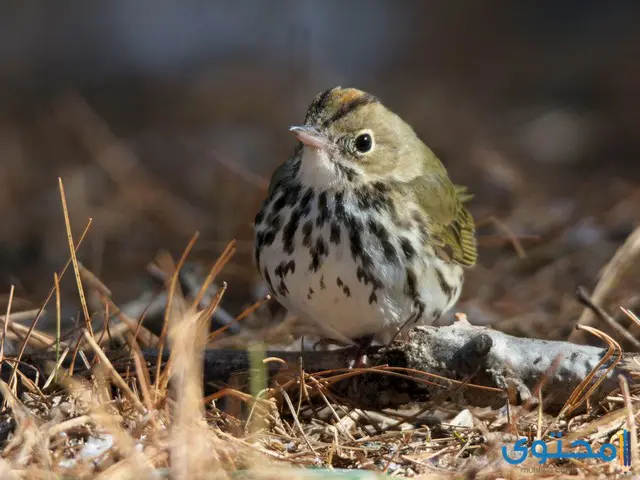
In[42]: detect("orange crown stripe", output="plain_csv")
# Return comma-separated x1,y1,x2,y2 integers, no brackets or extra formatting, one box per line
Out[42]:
333,89,365,104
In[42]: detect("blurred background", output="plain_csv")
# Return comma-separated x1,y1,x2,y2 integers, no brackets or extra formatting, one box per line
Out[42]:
1,0,640,344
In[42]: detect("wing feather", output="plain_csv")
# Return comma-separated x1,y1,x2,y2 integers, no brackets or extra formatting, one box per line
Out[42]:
411,176,477,267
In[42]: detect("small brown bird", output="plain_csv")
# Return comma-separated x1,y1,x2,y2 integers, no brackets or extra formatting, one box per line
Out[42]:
254,86,476,347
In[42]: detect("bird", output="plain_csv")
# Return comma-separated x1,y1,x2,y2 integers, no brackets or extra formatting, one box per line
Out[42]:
253,86,476,350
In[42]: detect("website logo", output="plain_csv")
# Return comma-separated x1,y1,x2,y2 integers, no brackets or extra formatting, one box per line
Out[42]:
501,430,631,466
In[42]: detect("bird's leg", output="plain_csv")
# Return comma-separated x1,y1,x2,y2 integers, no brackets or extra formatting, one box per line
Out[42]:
349,334,375,369
311,335,369,368
376,303,425,365
312,337,349,351
386,305,423,348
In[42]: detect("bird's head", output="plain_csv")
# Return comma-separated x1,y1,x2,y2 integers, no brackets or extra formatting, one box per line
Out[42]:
290,86,440,189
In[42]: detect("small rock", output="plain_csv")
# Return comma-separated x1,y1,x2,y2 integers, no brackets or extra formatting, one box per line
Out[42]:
450,409,474,428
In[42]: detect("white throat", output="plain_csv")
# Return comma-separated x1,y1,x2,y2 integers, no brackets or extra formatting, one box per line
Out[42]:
297,146,362,189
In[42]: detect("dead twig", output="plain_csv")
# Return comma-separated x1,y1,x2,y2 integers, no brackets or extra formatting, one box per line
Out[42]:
571,225,640,342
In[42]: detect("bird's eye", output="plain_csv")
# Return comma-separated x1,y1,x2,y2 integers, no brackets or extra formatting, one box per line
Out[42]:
354,133,373,153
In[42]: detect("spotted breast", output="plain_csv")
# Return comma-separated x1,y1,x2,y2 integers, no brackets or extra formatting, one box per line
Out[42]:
253,86,475,346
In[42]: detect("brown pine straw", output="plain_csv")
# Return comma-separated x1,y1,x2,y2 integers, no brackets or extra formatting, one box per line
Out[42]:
131,347,155,419
207,293,270,345
199,282,228,331
168,306,225,477
46,415,93,439
68,320,88,377
304,375,357,442
312,365,504,394
203,387,274,409
0,309,40,325
280,388,320,458
157,248,235,394
576,286,640,349
20,265,147,354
0,310,61,351
76,261,160,349
153,231,200,402
82,329,146,414
94,300,110,349
560,325,623,417
475,215,529,258
157,283,229,394
156,242,239,393
571,224,640,342
190,239,236,310
102,299,159,349
58,178,93,337
8,218,93,394
42,347,70,389
621,306,640,329
0,285,15,377
54,272,62,379
205,361,504,413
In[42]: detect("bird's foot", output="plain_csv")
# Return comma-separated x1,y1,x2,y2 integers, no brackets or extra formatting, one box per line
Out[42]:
312,337,350,351
348,334,374,369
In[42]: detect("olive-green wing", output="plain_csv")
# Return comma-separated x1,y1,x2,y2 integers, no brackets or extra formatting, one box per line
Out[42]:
412,177,477,267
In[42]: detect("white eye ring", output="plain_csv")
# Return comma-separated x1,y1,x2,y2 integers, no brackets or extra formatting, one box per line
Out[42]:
354,130,374,154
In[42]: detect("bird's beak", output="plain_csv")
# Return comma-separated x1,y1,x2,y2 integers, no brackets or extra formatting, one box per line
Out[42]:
289,125,330,151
